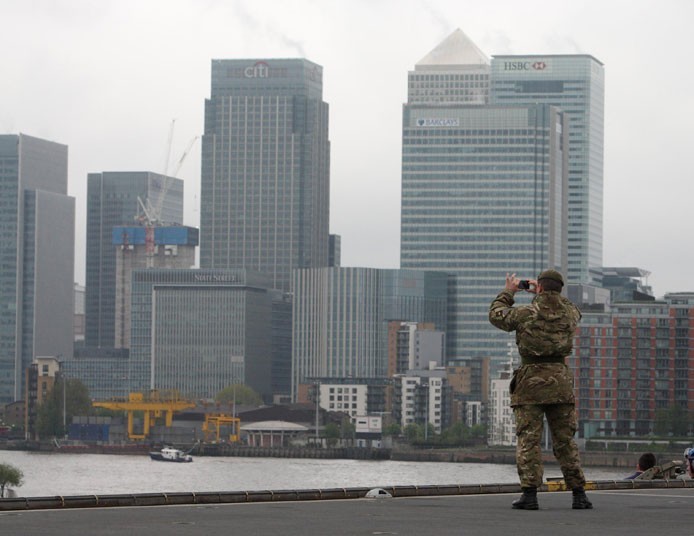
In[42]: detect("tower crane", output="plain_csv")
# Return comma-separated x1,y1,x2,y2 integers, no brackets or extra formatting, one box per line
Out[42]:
152,134,198,225
135,120,198,268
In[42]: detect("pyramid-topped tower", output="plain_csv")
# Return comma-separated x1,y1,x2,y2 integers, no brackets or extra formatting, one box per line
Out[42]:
407,29,490,105
416,28,489,68
401,28,576,372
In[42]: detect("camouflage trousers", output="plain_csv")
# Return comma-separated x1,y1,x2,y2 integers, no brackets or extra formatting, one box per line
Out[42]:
514,403,586,489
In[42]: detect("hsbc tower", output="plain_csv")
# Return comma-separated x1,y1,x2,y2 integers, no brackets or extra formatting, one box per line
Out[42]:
400,30,570,369
400,31,606,374
490,55,605,285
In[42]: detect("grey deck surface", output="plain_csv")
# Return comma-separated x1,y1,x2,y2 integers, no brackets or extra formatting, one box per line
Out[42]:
2,487,693,535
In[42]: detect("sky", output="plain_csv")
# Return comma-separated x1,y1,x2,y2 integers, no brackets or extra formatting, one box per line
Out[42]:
2,0,692,298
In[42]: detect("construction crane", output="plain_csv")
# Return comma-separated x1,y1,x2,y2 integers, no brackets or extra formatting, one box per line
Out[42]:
163,118,176,177
152,133,198,224
135,120,198,267
93,390,196,440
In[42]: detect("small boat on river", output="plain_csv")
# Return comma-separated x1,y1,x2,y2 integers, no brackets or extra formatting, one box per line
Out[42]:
149,446,193,462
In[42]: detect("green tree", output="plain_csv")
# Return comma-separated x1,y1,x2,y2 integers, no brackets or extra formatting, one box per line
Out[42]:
340,416,355,446
424,423,437,440
468,424,487,440
441,422,468,445
654,408,672,436
654,405,689,436
438,422,487,445
215,384,263,406
324,422,340,447
0,463,24,498
35,378,92,439
383,423,401,437
404,423,423,442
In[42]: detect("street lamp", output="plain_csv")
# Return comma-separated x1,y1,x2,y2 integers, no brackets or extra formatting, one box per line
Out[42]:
424,382,429,441
56,356,67,440
314,381,320,447
62,373,66,436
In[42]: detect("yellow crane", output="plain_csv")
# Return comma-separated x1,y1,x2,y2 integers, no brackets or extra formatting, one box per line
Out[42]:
93,391,195,440
202,413,241,443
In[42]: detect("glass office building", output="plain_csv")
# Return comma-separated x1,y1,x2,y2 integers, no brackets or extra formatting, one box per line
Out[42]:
200,59,330,292
85,172,183,348
400,31,568,364
400,104,568,361
0,134,74,403
62,347,130,401
291,267,448,399
129,269,287,401
491,55,604,284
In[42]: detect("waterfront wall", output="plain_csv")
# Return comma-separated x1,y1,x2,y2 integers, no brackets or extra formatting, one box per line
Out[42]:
2,479,693,511
391,447,685,469
1,441,683,468
192,444,391,460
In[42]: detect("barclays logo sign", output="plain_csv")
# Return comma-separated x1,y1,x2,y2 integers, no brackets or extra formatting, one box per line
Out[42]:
416,118,460,127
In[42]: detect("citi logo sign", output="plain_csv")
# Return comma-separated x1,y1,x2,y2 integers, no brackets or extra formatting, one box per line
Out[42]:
503,61,547,71
244,61,270,78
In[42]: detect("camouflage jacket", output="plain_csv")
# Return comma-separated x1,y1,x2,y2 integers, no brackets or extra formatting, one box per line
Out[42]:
489,289,581,406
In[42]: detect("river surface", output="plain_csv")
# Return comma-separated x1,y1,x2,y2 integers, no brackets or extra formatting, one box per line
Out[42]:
0,451,630,498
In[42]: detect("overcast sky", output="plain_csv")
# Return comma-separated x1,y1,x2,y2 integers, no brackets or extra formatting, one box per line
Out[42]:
2,0,692,297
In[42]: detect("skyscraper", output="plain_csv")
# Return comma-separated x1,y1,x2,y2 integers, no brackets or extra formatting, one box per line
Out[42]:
291,267,448,399
490,54,604,284
0,134,75,403
129,268,283,400
200,59,330,291
400,30,568,363
85,172,183,348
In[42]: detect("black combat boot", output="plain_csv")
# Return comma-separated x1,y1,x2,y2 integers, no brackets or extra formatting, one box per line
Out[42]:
512,487,538,510
572,487,593,509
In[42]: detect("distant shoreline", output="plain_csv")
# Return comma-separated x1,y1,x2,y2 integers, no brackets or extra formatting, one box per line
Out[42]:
1,441,681,468
390,448,683,469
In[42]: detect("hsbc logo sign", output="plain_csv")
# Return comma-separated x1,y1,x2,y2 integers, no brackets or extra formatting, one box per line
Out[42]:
503,61,548,71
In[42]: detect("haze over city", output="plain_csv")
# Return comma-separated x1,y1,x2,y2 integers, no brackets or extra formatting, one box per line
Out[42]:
1,0,691,296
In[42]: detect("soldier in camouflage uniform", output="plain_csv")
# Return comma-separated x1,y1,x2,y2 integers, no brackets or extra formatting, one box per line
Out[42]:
489,269,592,510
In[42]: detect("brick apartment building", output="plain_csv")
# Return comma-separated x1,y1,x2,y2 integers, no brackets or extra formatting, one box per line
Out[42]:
570,292,694,437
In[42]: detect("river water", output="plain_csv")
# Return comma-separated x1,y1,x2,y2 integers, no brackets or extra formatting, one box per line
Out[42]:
0,451,629,498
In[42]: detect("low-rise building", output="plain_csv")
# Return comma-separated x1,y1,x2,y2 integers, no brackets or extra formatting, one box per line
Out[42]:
571,291,694,437
25,356,61,439
291,267,448,401
392,368,447,434
487,360,515,446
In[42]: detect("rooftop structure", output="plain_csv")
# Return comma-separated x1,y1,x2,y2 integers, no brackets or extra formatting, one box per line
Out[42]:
415,28,489,68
